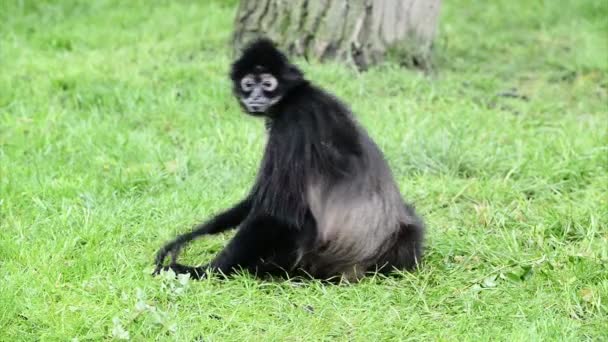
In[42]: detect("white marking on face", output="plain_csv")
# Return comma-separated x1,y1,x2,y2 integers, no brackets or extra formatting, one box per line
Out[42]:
260,73,278,91
240,74,255,91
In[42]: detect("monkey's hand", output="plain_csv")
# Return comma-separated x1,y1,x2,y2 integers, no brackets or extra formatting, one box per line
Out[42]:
153,241,184,274
153,263,207,280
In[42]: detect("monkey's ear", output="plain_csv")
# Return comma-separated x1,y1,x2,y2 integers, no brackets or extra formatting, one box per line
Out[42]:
283,65,303,83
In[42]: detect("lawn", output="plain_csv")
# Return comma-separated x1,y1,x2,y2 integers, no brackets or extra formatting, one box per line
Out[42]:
1,0,607,340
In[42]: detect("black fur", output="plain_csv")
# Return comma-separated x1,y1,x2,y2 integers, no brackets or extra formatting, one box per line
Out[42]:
154,38,424,281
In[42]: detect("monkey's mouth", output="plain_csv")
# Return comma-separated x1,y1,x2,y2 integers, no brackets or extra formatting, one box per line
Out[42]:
246,103,268,112
241,99,271,113
241,96,282,114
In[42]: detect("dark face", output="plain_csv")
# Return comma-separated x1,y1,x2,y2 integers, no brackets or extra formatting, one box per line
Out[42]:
237,72,283,114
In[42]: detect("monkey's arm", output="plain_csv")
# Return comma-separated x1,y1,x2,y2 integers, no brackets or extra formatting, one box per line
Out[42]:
164,214,314,280
153,198,252,274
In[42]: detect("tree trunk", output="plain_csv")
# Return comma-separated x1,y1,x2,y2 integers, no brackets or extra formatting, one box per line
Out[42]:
232,0,442,71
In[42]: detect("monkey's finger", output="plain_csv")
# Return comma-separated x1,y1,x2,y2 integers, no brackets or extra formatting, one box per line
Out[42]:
151,263,179,277
154,246,172,267
152,265,163,276
169,246,182,265
154,253,165,268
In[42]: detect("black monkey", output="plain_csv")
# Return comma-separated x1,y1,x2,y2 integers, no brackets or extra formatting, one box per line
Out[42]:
154,38,425,282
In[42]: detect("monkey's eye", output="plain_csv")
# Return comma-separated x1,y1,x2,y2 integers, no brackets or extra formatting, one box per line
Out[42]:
240,76,255,91
260,74,278,91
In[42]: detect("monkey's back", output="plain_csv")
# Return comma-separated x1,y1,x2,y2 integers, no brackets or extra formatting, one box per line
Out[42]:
297,90,422,280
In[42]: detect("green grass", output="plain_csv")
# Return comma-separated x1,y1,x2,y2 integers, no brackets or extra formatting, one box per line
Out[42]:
1,0,607,340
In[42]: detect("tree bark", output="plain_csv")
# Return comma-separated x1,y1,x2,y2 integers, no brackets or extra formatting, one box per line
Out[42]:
232,0,442,71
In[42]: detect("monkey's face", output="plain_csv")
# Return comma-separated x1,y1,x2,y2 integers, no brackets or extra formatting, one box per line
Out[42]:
230,39,304,116
237,73,283,114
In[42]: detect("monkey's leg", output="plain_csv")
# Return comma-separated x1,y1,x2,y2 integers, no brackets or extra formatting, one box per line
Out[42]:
377,222,424,274
153,198,251,274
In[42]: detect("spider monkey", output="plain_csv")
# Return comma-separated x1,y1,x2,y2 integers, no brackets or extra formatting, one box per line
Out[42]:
153,38,425,282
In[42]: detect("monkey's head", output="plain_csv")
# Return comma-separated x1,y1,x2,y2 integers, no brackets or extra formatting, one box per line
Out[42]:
230,38,304,116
